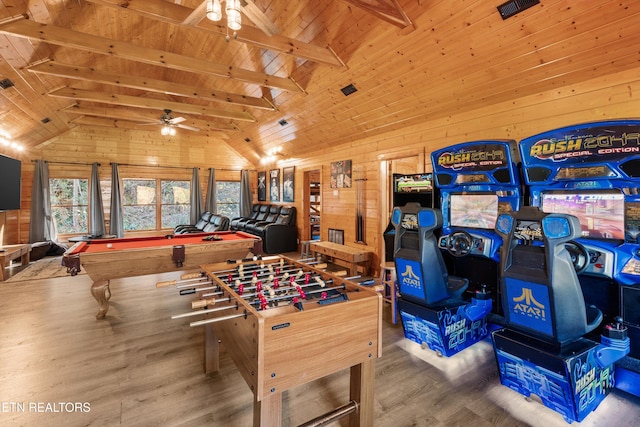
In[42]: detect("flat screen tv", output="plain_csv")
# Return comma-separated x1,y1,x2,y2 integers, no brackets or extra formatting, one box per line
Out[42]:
540,191,625,240
0,154,21,211
450,193,499,230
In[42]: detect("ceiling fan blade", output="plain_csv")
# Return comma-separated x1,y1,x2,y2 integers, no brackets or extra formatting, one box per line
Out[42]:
169,116,186,124
175,123,200,132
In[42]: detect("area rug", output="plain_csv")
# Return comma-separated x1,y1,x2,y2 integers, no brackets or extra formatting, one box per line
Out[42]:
4,256,85,283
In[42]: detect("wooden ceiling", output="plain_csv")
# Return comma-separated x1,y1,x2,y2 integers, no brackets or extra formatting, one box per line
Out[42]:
0,0,639,165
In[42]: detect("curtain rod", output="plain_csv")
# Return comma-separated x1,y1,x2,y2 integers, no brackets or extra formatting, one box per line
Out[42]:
111,163,255,172
32,160,99,166
32,160,254,172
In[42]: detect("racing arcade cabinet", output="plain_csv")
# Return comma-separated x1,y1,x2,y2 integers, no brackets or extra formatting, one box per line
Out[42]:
492,207,629,423
392,203,492,356
518,119,640,397
430,140,523,318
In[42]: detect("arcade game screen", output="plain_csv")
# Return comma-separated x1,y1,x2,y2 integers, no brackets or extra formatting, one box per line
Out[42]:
394,173,433,193
450,194,499,229
540,192,625,240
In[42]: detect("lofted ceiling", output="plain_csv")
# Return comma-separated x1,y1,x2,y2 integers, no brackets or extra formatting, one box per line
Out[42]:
0,0,639,165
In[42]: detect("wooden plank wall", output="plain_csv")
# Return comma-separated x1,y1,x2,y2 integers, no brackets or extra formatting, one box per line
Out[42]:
282,67,640,274
4,67,640,274
8,125,257,244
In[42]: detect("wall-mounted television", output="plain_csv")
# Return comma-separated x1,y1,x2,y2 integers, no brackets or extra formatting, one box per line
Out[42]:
540,191,625,240
0,154,21,211
450,193,499,230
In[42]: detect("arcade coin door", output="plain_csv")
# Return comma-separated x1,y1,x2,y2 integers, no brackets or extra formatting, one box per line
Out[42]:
518,119,640,397
430,139,522,315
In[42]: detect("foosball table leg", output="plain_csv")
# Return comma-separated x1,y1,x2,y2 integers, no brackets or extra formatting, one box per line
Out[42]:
349,359,376,427
254,390,282,427
204,324,220,375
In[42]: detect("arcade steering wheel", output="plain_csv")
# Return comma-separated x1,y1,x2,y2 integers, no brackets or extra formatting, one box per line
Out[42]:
564,241,589,273
447,230,474,257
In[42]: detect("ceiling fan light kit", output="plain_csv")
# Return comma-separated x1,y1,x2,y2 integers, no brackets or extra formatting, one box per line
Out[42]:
207,0,242,31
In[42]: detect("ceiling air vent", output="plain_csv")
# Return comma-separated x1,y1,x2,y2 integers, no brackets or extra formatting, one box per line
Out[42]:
497,0,540,20
0,78,14,89
341,83,357,96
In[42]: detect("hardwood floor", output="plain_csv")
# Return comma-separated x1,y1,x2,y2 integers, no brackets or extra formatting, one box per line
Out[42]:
1,266,639,426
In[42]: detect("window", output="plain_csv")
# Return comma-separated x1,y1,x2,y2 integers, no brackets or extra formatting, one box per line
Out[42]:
216,181,241,218
161,180,190,228
50,178,89,234
122,179,191,231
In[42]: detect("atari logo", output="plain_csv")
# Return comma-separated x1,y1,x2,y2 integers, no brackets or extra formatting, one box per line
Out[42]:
400,265,421,289
512,287,546,320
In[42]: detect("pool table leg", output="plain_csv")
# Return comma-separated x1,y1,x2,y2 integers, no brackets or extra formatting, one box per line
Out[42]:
91,279,111,319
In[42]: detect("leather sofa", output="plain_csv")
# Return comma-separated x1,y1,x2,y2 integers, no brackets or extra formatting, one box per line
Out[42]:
231,204,298,254
174,211,230,234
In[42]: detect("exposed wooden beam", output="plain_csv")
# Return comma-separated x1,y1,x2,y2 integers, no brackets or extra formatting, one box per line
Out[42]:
342,0,412,28
68,109,238,132
182,0,207,26
241,0,280,37
84,0,343,67
27,60,276,110
61,104,161,123
48,87,255,122
0,16,302,92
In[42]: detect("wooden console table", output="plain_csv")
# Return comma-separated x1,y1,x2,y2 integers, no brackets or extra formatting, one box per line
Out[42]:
310,241,372,276
0,244,32,281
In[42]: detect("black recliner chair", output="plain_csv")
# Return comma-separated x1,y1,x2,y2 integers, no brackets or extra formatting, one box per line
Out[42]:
230,205,259,230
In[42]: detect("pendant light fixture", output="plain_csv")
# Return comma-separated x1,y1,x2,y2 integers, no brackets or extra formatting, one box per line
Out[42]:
206,0,241,31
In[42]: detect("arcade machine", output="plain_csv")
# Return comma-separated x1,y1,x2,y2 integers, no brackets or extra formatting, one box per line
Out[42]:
391,203,492,356
383,173,436,262
430,140,523,317
492,207,629,423
516,119,640,399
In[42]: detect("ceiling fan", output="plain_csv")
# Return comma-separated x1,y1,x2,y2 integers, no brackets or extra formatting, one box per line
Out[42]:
145,109,200,135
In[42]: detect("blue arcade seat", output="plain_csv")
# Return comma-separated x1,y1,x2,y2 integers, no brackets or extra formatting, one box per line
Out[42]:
492,207,629,423
495,206,602,349
392,203,492,357
391,203,468,305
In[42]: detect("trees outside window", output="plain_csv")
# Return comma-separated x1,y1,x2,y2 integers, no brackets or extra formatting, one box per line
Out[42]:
216,181,240,218
50,178,89,234
122,179,190,231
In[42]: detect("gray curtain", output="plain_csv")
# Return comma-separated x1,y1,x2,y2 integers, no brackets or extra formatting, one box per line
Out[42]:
29,160,56,243
239,169,252,217
109,163,124,237
190,167,203,223
205,168,217,214
89,163,106,237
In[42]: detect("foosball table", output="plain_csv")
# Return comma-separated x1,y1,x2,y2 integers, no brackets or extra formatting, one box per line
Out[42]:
159,256,382,426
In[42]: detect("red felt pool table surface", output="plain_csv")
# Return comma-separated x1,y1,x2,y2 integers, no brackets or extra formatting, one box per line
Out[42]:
62,230,261,319
70,231,256,254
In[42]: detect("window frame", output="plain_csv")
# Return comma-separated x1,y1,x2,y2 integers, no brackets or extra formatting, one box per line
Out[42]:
121,177,191,232
49,177,90,235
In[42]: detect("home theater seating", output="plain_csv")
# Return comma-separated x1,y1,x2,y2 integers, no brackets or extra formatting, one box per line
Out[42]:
174,211,230,234
230,204,298,254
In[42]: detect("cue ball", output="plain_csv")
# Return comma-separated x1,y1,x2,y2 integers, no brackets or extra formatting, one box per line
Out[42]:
107,243,113,248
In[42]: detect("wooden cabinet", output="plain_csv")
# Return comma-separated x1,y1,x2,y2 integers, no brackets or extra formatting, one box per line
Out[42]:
310,181,320,240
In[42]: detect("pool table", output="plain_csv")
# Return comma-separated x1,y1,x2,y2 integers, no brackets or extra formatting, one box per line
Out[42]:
62,231,261,319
